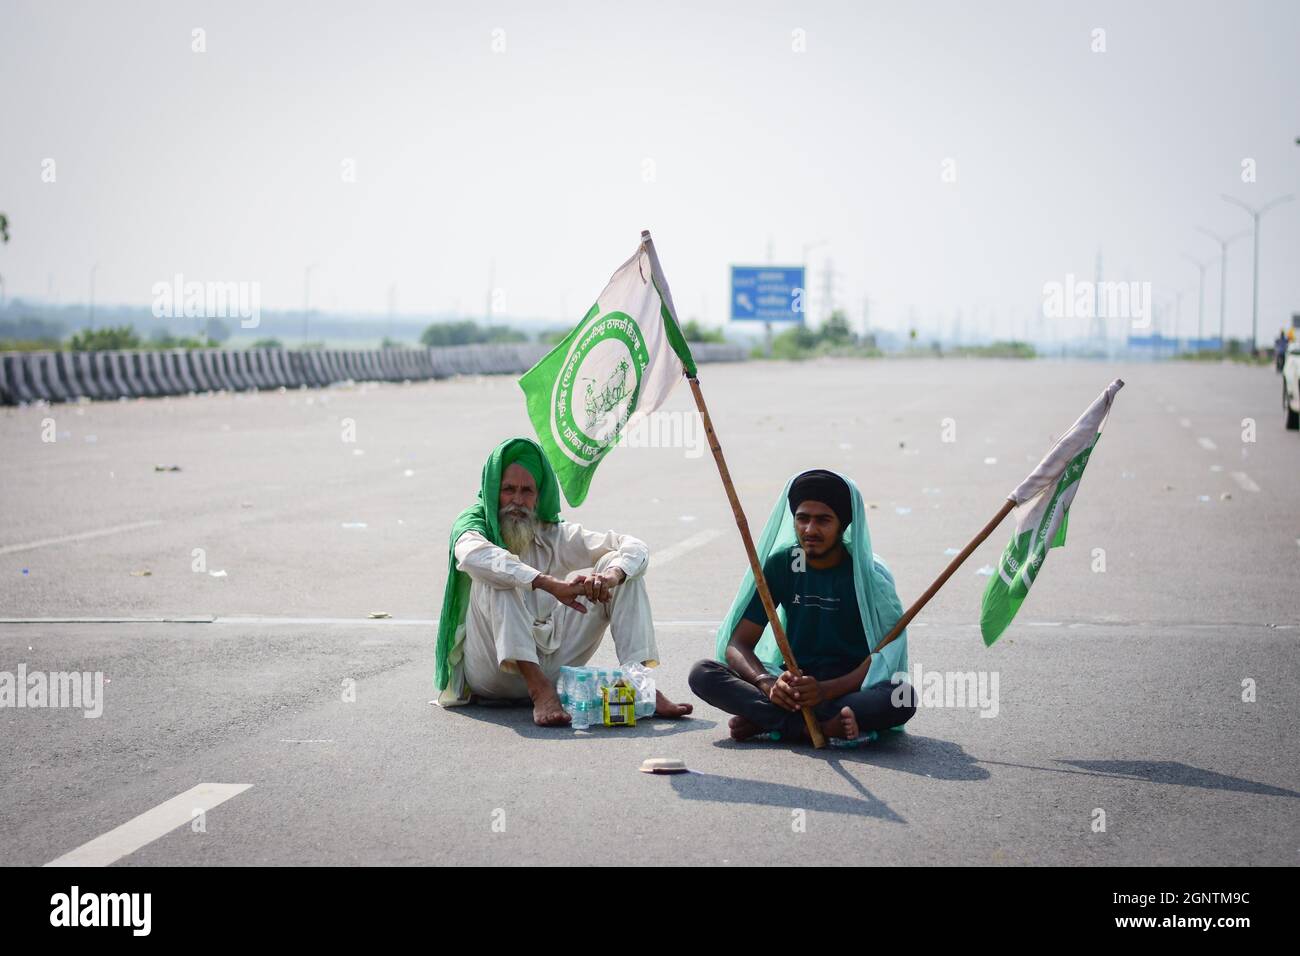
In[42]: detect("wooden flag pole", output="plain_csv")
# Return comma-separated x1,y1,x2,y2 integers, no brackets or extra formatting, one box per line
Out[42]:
686,375,828,748
862,378,1124,665
859,497,1017,666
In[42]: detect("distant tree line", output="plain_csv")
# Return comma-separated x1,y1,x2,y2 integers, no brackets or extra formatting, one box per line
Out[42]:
0,317,236,352
1,312,735,353
419,317,729,349
761,310,879,360
419,321,528,347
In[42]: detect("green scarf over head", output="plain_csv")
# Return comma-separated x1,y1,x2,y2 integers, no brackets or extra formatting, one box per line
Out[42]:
434,437,562,696
714,470,910,716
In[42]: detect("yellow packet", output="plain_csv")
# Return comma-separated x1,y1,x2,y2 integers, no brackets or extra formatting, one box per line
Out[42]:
601,681,637,727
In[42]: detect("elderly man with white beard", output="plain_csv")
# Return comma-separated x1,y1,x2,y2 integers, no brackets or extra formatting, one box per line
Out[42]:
434,437,693,727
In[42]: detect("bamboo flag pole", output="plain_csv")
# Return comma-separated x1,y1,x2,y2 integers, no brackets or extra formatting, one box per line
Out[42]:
858,497,1016,667
859,377,1123,666
641,229,825,747
686,376,828,748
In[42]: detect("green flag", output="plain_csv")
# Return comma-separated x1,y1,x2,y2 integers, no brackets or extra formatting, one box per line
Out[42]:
980,379,1124,646
519,231,697,507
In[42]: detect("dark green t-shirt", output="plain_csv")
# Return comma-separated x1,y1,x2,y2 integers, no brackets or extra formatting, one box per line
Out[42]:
742,547,869,681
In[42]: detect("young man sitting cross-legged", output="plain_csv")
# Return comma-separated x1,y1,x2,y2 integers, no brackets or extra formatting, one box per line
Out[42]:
689,469,917,744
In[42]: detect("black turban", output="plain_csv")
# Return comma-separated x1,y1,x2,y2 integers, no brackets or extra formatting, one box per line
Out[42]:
788,469,852,528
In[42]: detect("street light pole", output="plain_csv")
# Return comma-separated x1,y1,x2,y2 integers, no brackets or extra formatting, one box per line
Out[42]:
302,264,317,346
1174,289,1183,353
88,262,99,331
386,282,397,344
1181,254,1211,345
1196,227,1249,351
1220,193,1295,353
800,239,827,325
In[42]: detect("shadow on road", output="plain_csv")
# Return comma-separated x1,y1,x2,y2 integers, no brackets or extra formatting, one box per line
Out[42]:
443,701,716,740
713,730,992,782
667,767,905,823
977,758,1300,798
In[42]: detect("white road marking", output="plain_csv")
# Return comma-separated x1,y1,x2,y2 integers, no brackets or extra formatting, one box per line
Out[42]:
279,739,335,744
652,529,724,568
0,519,163,556
0,616,214,624
215,616,437,626
44,783,252,867
3,615,724,628
1230,471,1260,492
1197,437,1218,451
227,616,726,628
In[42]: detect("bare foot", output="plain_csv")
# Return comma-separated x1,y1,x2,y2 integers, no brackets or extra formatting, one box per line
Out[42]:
654,689,693,719
516,661,572,728
531,688,571,727
820,705,858,740
728,715,763,741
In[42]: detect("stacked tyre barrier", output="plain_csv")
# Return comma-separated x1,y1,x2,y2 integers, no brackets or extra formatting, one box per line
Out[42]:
0,342,746,405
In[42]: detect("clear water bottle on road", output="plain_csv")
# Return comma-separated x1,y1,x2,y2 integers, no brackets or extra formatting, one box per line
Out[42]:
557,667,573,715
571,672,593,729
624,663,656,719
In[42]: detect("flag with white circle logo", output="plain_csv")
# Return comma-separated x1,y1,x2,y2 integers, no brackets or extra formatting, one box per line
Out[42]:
519,232,697,506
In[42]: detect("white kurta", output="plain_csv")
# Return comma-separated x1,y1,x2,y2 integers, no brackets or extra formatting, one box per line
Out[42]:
445,521,659,702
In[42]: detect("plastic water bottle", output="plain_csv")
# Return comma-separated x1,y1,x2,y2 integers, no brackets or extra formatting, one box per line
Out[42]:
619,663,653,719
557,667,573,714
593,669,607,724
571,673,592,729
587,669,602,724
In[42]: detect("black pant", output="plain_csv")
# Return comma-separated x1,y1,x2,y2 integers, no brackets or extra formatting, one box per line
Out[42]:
688,658,916,740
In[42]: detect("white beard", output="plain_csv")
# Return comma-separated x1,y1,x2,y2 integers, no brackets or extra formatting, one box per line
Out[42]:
499,507,539,556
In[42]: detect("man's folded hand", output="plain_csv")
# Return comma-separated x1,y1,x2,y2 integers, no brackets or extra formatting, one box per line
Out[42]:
787,673,823,706
768,672,802,711
535,574,590,613
582,568,625,603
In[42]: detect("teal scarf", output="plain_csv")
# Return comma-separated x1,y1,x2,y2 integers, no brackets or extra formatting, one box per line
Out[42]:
713,470,910,709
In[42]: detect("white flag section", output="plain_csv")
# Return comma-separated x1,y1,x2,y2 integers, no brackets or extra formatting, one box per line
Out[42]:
1008,378,1125,508
980,378,1125,645
520,232,697,506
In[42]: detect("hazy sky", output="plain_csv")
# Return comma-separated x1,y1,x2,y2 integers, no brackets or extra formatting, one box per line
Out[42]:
2,0,1298,341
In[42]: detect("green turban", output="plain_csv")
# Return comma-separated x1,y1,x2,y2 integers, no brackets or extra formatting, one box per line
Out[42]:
496,439,560,523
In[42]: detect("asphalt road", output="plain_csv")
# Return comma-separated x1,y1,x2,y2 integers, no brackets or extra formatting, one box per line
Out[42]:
2,357,1297,865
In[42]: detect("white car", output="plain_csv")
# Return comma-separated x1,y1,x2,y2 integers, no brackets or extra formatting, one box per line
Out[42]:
1284,341,1300,430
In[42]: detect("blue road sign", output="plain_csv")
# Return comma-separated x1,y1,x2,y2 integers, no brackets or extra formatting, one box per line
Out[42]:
730,266,805,322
